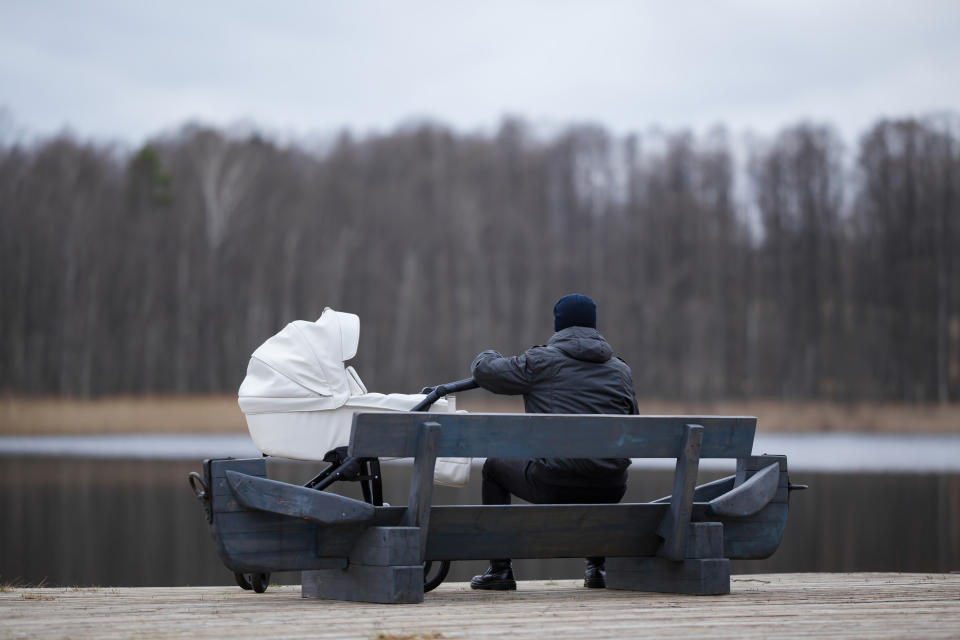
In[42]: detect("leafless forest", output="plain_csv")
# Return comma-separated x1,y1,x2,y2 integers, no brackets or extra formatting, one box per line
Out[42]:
1,116,958,403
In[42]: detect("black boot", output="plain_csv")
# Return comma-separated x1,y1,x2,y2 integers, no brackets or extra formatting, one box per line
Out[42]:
584,557,605,588
470,559,517,590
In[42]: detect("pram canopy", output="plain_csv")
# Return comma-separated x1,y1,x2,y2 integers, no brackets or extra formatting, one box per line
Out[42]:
238,308,362,415
237,308,468,486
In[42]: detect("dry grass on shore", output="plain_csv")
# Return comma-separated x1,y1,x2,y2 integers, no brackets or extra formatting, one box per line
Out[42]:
1,393,958,435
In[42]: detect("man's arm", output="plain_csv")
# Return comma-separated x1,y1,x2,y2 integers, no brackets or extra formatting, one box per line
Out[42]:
471,349,536,395
618,359,640,414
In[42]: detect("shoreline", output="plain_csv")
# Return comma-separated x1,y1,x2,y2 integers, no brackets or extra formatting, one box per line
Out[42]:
3,394,960,435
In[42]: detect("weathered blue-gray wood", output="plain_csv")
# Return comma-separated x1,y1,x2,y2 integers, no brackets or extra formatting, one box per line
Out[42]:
314,523,367,560
206,496,784,568
201,463,790,573
605,557,730,595
707,462,779,517
349,413,755,459
708,504,787,559
373,505,745,562
195,412,797,603
348,527,420,566
693,475,735,502
657,424,703,561
694,455,791,559
213,498,786,565
685,522,724,559
203,458,345,573
653,474,737,504
422,504,665,560
401,422,440,562
738,454,788,484
225,470,375,525
302,564,424,604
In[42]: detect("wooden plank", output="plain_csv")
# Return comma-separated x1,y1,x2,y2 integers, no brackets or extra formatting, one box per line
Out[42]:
685,522,723,559
204,458,363,572
605,557,730,595
736,454,787,486
208,500,784,571
202,453,787,575
348,501,785,562
203,458,333,573
348,527,420,566
225,470,375,525
422,504,665,560
206,457,268,516
209,511,331,573
657,424,703,561
401,421,440,562
207,457,266,483
701,454,791,560
5,574,960,638
349,413,756,459
315,523,367,558
301,564,424,604
707,462,779,517
692,475,735,501
703,503,789,560
653,474,736,504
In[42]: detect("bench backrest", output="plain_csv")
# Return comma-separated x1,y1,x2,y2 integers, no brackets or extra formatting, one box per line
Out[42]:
348,413,756,459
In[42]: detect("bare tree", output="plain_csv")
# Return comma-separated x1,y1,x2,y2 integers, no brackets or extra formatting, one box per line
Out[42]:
1,115,956,403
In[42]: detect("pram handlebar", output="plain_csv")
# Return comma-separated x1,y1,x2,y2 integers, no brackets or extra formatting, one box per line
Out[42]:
412,377,479,412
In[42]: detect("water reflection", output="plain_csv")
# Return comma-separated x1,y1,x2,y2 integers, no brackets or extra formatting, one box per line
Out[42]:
1,449,958,587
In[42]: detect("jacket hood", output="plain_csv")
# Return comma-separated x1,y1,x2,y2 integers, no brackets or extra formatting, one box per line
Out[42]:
548,326,613,363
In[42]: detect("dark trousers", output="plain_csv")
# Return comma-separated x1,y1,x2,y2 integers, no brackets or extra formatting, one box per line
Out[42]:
481,457,627,567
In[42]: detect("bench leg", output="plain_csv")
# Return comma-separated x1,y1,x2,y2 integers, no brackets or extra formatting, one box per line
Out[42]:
302,526,424,604
302,565,424,604
605,557,730,595
606,521,730,595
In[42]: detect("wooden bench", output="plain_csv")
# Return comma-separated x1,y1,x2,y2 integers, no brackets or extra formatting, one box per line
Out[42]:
196,413,796,604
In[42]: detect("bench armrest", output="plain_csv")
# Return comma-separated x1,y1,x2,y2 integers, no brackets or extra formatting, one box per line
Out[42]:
657,424,703,561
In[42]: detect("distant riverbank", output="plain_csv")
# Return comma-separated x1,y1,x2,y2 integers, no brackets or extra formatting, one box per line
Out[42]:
3,394,960,435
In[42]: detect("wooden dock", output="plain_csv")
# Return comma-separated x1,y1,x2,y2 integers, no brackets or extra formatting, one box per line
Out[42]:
2,573,958,639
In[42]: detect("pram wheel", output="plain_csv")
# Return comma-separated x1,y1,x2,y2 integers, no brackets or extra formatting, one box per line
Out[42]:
235,572,252,590
235,571,270,593
423,560,450,592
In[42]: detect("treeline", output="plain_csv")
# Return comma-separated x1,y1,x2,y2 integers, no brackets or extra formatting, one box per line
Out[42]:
1,116,958,403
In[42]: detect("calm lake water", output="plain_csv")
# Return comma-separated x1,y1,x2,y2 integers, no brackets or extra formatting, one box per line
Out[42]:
4,432,959,471
1,433,958,587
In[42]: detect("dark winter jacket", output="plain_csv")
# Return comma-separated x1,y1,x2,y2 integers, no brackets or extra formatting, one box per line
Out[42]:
471,326,638,487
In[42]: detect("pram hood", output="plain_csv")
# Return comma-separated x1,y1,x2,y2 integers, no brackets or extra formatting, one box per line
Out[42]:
238,307,471,487
238,308,361,415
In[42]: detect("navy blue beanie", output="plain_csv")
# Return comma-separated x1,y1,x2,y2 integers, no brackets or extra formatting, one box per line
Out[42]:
553,294,597,332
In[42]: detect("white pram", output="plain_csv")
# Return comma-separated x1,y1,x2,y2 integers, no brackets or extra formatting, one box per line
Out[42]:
237,308,472,488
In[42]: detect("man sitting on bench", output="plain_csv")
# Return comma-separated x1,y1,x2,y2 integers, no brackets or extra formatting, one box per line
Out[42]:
469,293,638,590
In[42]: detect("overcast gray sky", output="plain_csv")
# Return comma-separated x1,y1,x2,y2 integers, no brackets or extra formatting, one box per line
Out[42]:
1,0,958,145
